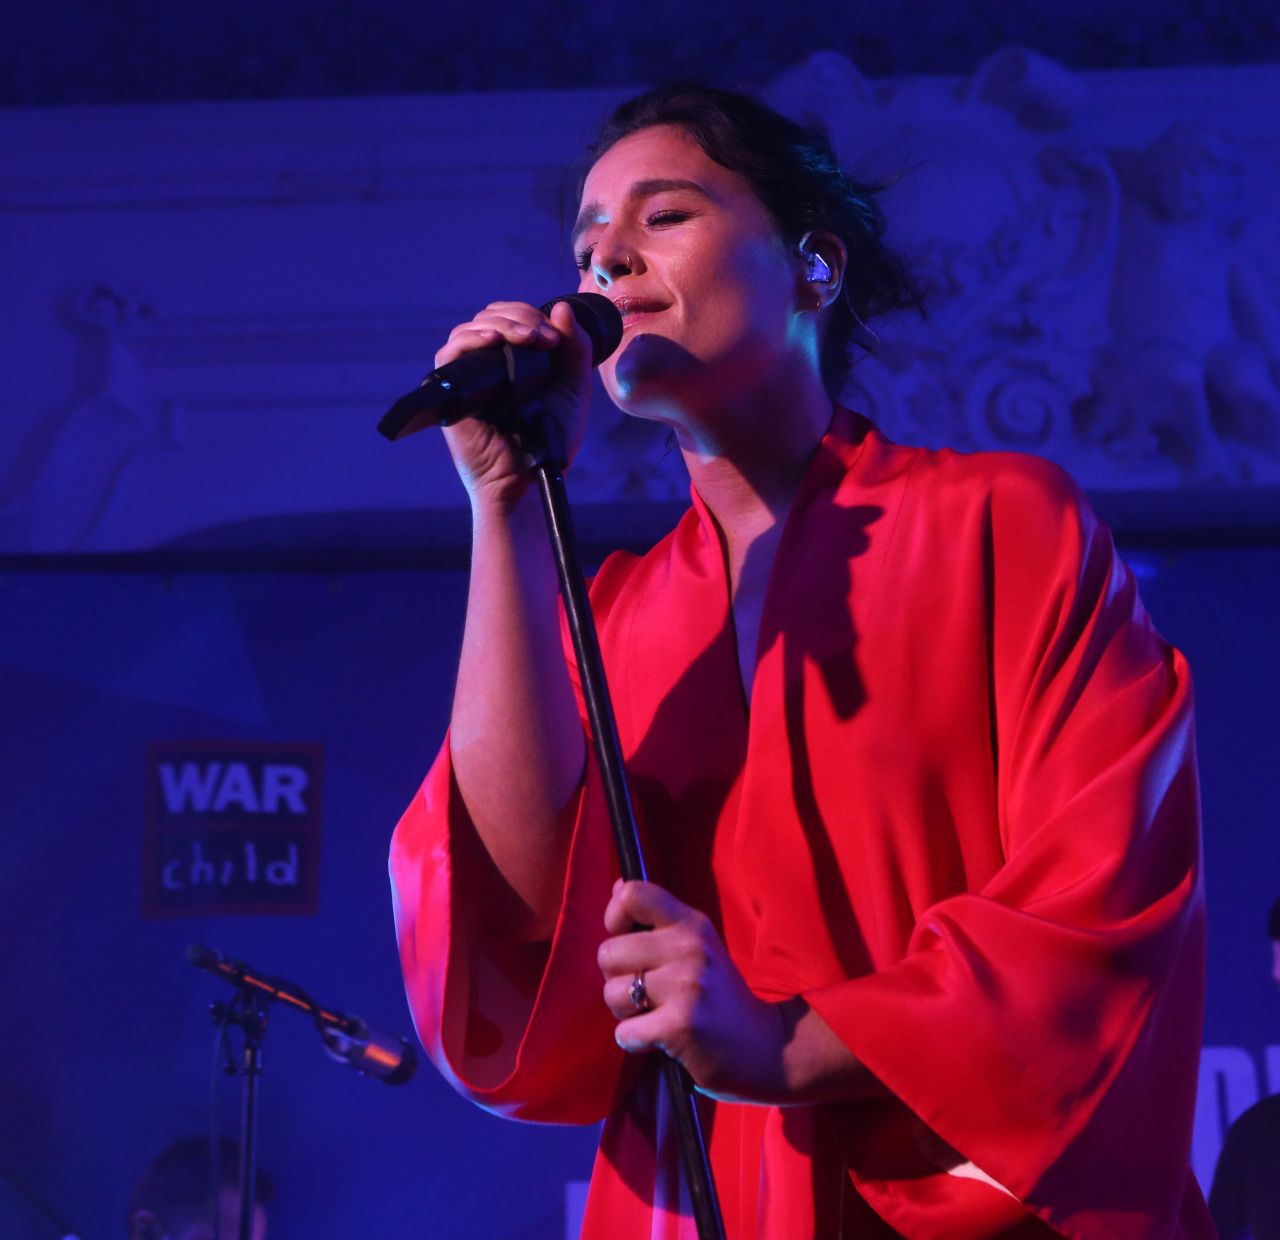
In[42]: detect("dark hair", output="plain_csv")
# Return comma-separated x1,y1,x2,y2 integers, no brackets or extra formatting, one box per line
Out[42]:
583,81,920,396
130,1136,273,1233
1269,898,1280,942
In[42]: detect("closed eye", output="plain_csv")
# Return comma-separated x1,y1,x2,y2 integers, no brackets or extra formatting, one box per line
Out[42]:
573,209,696,271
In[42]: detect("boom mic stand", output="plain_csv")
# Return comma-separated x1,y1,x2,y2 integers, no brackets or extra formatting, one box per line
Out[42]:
190,946,418,1240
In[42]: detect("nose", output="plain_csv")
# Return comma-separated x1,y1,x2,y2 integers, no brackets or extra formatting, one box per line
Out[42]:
590,234,634,290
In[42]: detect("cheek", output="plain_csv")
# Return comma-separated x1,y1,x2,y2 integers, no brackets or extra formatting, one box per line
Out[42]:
694,280,793,361
687,241,792,334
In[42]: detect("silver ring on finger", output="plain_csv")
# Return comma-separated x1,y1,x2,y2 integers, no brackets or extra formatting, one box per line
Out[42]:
628,972,653,1013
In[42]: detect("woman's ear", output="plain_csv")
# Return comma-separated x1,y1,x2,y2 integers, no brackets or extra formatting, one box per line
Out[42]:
796,230,847,310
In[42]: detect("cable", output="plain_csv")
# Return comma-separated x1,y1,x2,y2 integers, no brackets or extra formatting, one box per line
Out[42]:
0,1163,82,1239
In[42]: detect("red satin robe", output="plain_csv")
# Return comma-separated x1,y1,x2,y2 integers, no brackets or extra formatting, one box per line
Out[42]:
391,409,1212,1238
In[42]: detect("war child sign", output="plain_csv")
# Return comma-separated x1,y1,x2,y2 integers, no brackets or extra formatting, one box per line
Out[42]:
142,740,323,916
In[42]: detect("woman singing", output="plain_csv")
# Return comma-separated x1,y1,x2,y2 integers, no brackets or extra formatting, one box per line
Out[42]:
390,83,1211,1238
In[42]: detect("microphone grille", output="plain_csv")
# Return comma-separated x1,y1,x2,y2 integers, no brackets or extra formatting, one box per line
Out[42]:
539,292,623,366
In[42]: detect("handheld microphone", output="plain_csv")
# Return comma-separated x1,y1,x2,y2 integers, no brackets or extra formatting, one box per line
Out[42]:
376,291,623,442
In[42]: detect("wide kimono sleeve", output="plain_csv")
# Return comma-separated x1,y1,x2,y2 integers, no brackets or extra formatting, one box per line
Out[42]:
805,458,1209,1238
388,560,639,1124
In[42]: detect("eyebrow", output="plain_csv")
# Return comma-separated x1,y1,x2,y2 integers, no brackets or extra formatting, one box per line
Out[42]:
571,178,711,248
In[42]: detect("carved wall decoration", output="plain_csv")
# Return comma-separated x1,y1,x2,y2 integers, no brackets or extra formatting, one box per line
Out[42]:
0,59,1276,552
765,49,1280,490
0,284,164,551
0,281,471,551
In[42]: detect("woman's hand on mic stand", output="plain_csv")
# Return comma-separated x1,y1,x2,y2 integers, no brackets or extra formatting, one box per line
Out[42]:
599,880,885,1106
438,299,594,514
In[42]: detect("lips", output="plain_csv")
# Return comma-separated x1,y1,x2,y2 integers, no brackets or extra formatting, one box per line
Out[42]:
610,295,669,326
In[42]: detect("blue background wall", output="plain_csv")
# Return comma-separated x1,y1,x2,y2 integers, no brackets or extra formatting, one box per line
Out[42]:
1,537,1277,1236
0,566,601,1237
2,4,1279,1235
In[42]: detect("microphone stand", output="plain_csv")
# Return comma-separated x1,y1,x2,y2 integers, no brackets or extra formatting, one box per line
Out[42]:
207,987,266,1240
195,946,417,1240
519,409,726,1240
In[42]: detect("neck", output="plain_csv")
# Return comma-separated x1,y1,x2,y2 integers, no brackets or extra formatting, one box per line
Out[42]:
676,370,833,545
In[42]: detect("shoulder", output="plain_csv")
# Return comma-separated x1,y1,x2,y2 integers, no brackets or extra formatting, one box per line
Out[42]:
889,447,1133,657
912,444,1086,517
586,505,699,619
1215,1093,1280,1191
881,439,1100,558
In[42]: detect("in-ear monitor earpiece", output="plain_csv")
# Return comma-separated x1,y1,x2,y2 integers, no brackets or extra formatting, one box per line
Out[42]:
798,231,833,284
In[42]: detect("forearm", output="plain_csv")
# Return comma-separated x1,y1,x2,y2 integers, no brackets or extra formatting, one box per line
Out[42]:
450,488,587,938
772,997,886,1106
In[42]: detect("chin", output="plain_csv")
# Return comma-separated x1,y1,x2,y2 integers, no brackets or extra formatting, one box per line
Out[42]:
613,332,694,386
608,332,728,418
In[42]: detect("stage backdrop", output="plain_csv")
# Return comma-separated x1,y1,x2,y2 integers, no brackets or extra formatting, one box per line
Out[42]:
0,545,1277,1238
1,56,1278,1239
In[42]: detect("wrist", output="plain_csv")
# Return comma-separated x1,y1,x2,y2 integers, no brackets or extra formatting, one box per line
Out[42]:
776,996,817,1098
469,476,535,521
469,483,546,539
774,996,881,1105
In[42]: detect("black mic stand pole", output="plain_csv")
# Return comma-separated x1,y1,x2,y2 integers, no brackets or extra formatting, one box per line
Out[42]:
207,986,267,1240
518,408,726,1240
235,998,264,1240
